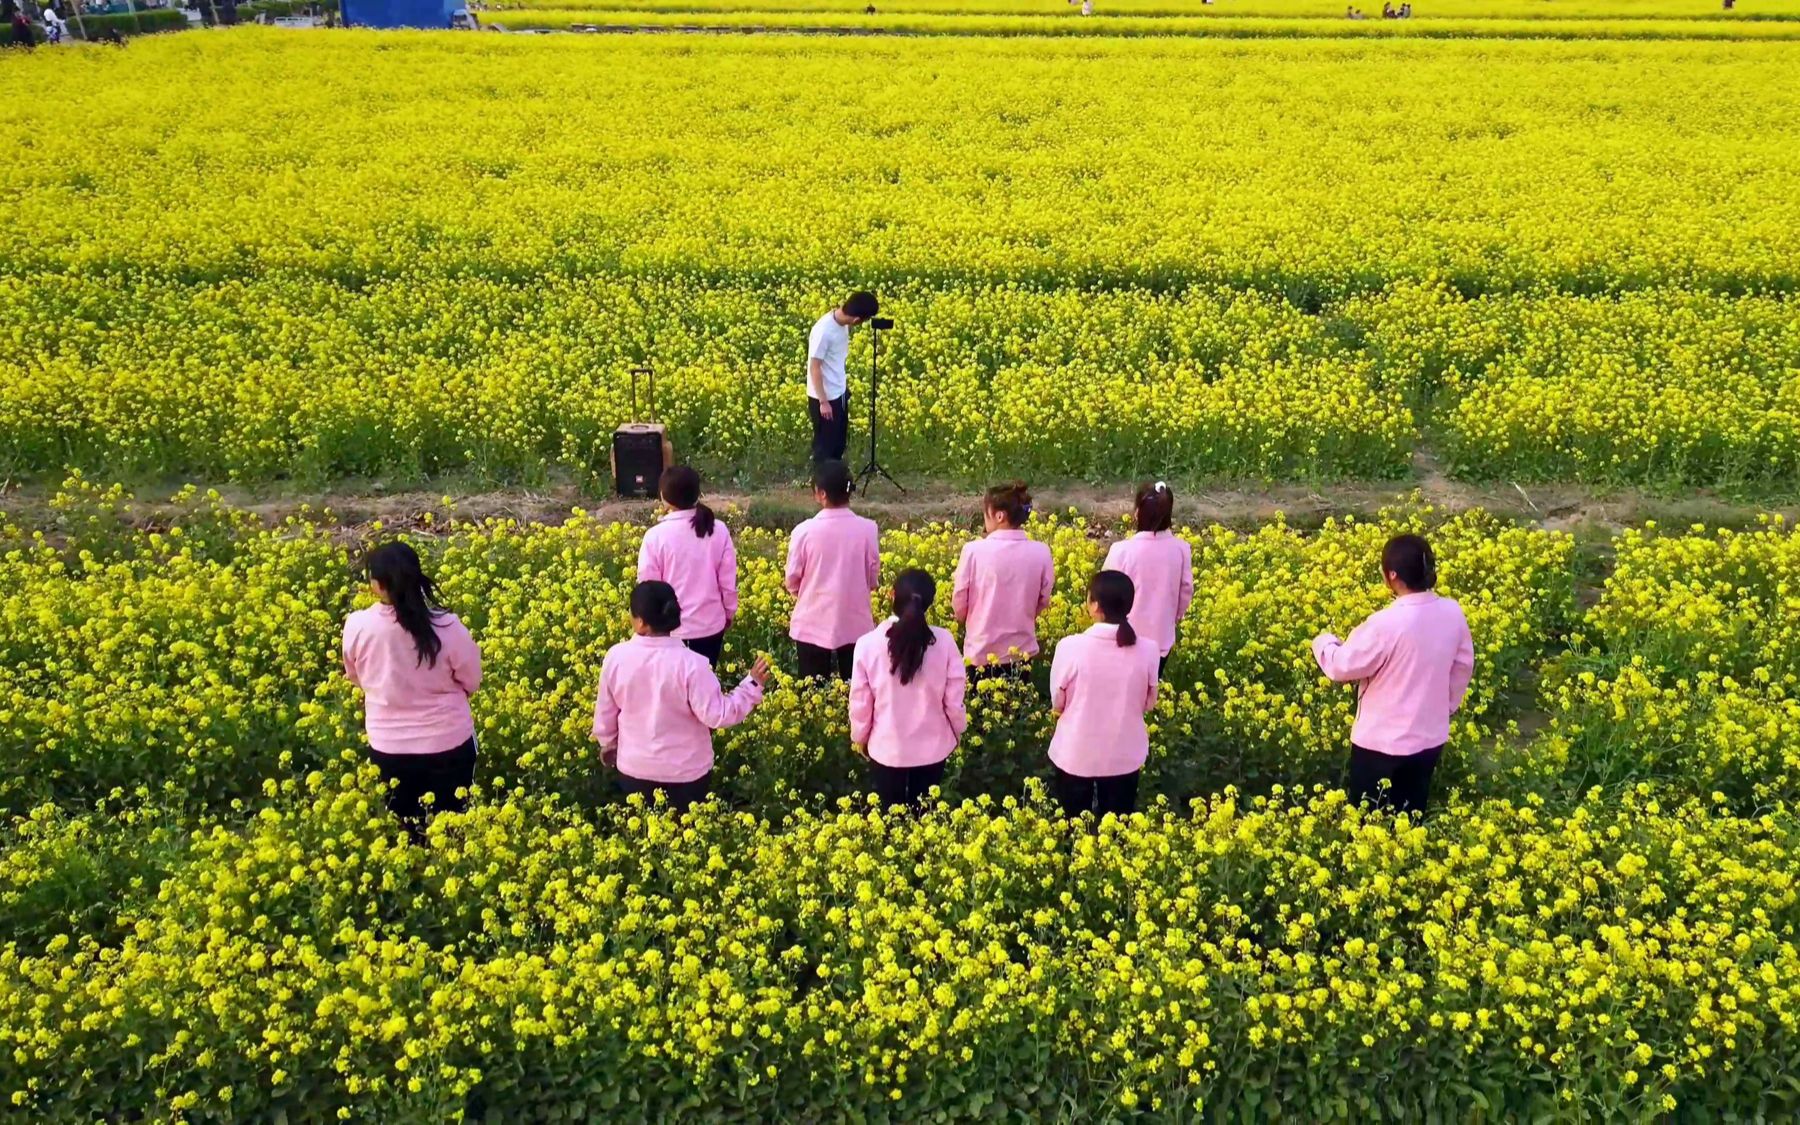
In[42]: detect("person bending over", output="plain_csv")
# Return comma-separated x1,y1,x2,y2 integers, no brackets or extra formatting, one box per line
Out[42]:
807,290,879,465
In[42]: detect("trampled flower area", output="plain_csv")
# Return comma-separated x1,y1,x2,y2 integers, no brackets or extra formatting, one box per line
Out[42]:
3,483,1799,1118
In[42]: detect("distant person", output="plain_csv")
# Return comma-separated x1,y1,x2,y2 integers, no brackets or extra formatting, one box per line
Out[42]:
786,459,881,682
953,481,1055,684
807,290,879,466
1382,2,1393,16
1048,571,1160,818
8,8,33,46
637,466,737,668
1102,481,1193,679
42,3,66,41
1080,0,1092,13
593,581,770,812
850,569,967,810
1312,534,1474,817
342,543,483,839
863,3,874,11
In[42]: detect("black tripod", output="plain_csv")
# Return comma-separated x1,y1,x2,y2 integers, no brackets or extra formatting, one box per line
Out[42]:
855,317,904,495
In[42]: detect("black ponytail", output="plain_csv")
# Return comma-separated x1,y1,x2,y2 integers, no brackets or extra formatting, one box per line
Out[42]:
630,580,683,635
1381,533,1437,591
1133,480,1174,533
1090,570,1138,648
365,542,447,667
660,465,716,539
887,569,937,685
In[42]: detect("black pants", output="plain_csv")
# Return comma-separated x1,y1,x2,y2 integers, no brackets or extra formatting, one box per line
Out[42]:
796,640,855,681
868,757,947,810
968,661,1030,688
1158,654,1168,680
618,769,713,813
1052,764,1140,818
369,736,477,837
683,631,725,668
810,393,850,464
1346,744,1443,815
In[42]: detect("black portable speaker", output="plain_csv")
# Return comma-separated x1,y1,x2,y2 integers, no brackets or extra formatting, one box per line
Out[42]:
612,366,675,498
612,427,667,498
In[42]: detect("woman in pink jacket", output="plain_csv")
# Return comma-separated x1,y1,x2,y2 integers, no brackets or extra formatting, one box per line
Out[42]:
342,542,483,836
850,569,969,809
1312,534,1475,816
1048,571,1161,817
1102,481,1194,679
952,480,1055,684
593,581,770,812
786,459,881,682
637,466,737,668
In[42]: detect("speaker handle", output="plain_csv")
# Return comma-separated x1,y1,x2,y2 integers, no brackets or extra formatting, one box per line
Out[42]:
631,365,655,423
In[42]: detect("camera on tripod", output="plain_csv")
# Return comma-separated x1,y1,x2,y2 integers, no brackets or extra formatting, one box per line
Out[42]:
856,313,903,495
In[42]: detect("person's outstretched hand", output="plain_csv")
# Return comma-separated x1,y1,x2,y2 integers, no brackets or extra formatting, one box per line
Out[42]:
747,656,772,686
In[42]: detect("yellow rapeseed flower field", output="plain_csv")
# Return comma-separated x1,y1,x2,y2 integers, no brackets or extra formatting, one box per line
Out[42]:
0,32,1797,485
3,482,1800,1115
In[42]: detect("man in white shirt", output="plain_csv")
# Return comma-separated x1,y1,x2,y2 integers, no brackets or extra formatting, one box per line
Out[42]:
807,291,879,465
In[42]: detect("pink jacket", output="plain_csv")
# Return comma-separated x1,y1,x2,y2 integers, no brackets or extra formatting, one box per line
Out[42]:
591,635,764,784
1049,624,1161,777
637,510,738,640
952,530,1055,667
849,619,969,768
785,507,882,650
342,605,482,755
1102,532,1195,657
1312,591,1475,756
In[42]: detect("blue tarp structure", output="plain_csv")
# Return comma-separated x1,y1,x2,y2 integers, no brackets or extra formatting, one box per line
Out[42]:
342,0,458,27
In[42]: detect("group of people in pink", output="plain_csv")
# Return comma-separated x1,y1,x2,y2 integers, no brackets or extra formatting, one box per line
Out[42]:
341,460,1475,835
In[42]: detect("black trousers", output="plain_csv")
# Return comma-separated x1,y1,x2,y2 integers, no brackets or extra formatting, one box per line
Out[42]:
1346,744,1444,815
809,393,850,464
868,757,947,810
968,661,1031,688
1158,653,1169,680
797,640,855,681
369,736,477,836
1052,764,1140,818
683,631,725,668
618,769,713,813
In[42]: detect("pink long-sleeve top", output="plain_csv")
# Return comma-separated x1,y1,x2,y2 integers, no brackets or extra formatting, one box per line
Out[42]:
342,605,482,755
849,619,969,768
637,510,737,641
591,635,764,784
951,529,1055,667
1048,624,1161,778
1102,531,1195,658
1312,591,1476,756
785,507,882,650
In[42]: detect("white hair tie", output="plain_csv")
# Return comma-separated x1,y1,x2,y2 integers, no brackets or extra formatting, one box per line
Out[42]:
1155,481,1168,492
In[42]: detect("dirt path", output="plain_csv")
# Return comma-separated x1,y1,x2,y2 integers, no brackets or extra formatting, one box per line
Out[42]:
4,472,1791,538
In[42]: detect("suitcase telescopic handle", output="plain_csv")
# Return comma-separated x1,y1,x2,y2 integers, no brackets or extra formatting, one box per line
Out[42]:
631,365,655,422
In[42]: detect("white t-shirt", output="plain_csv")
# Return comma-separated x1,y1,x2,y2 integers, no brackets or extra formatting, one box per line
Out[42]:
807,310,850,401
